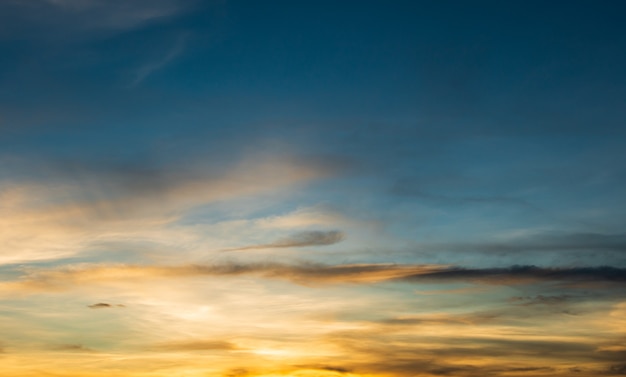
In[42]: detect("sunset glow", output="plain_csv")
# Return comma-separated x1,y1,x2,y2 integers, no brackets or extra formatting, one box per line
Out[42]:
1,1,626,376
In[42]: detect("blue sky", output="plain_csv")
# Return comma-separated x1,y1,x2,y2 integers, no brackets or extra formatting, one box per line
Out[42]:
1,1,626,376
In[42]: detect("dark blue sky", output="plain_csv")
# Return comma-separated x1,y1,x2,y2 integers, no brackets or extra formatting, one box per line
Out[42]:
1,0,626,264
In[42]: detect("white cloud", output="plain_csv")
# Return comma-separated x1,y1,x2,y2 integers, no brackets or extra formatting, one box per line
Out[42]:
0,155,334,265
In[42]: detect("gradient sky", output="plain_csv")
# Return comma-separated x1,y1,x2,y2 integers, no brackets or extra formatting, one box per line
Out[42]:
1,1,626,376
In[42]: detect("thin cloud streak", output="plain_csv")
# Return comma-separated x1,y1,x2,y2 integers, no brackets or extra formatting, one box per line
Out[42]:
222,230,345,252
130,34,187,87
151,340,239,352
87,302,125,309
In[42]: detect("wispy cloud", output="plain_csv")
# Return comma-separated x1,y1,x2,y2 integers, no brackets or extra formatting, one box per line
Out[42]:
0,0,194,42
45,0,186,31
223,230,345,251
130,34,187,87
0,154,335,265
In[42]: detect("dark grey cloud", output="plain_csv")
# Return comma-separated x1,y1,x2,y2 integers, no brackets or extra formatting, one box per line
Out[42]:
401,265,626,285
223,230,345,251
319,366,351,374
87,302,125,309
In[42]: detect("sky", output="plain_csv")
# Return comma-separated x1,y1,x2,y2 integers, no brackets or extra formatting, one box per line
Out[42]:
1,1,626,376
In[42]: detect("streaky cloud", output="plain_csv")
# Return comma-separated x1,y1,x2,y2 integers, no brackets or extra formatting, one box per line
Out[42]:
87,302,125,309
152,340,238,352
377,312,500,327
0,262,448,294
402,265,626,285
294,365,352,374
0,0,192,37
323,328,624,377
608,364,626,375
508,294,574,306
222,230,345,251
3,263,626,297
130,33,187,87
52,344,96,353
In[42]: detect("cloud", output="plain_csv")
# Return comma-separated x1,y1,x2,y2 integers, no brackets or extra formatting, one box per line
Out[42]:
509,294,575,306
608,364,626,375
295,365,352,374
322,328,623,377
87,302,125,309
0,154,335,265
3,262,626,298
377,312,500,327
130,34,187,87
223,230,345,251
401,265,626,285
52,344,95,352
255,205,363,230
20,155,335,221
0,262,447,295
0,0,191,38
152,340,238,352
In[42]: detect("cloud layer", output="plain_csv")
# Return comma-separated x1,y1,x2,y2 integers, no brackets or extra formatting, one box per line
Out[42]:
3,262,626,297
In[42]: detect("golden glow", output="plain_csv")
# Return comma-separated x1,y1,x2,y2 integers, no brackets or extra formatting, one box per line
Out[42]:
0,155,623,377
